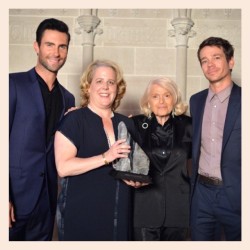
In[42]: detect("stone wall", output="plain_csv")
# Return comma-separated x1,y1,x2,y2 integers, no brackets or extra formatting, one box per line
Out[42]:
9,9,241,115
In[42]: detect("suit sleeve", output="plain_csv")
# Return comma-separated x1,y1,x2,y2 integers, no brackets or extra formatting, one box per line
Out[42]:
9,75,17,137
69,94,75,107
65,92,75,111
9,75,17,202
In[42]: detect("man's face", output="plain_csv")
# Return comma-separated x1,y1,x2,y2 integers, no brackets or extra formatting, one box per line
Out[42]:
34,29,69,73
199,45,234,84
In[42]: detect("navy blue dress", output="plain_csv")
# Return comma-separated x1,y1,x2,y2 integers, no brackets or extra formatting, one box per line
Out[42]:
56,107,136,241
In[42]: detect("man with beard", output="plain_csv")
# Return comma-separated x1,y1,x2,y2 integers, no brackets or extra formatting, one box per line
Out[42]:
9,18,75,240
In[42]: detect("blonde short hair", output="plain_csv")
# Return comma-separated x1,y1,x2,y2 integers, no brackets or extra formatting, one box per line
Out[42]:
80,59,126,111
140,77,188,117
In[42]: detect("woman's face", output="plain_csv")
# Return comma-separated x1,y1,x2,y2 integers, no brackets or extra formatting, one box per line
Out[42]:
88,66,117,109
148,83,174,119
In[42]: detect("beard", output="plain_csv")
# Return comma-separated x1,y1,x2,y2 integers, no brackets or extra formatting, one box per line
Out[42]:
38,56,66,74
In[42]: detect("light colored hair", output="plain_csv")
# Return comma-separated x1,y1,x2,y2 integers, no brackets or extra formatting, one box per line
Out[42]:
80,59,126,111
140,77,188,117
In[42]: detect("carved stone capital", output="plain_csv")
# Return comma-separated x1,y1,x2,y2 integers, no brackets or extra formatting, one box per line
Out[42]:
75,14,103,45
76,15,100,33
169,17,196,47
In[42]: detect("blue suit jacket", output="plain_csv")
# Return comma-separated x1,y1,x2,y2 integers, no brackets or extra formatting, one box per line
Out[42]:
9,68,75,216
190,83,241,213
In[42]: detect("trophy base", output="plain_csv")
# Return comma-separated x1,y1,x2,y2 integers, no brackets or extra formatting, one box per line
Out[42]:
109,169,152,184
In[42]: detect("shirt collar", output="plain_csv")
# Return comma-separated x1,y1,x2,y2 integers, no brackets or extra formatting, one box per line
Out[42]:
35,70,59,92
152,113,173,128
208,83,233,103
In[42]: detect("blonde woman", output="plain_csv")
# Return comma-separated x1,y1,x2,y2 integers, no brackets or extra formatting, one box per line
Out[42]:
55,60,142,240
132,77,192,241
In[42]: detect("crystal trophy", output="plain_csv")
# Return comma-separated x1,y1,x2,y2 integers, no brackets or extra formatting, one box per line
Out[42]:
110,121,152,183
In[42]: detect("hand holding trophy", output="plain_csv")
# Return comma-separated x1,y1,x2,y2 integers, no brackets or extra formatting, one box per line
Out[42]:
110,121,152,184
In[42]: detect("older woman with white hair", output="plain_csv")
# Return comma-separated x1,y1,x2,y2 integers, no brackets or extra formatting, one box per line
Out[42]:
132,77,192,241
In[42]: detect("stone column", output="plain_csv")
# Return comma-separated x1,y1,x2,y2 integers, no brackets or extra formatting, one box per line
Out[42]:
169,9,196,101
75,9,103,71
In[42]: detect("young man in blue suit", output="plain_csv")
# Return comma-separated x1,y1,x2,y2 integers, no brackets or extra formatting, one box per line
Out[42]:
9,18,75,240
190,37,241,241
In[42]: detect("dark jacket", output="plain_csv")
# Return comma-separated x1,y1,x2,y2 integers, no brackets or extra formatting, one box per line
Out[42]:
9,68,75,216
190,83,241,214
132,114,192,228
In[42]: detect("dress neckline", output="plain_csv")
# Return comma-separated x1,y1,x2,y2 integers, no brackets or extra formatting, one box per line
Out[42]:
87,104,114,119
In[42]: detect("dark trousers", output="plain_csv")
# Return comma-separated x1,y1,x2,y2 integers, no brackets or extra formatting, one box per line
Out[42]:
9,185,54,241
190,181,241,241
133,226,188,241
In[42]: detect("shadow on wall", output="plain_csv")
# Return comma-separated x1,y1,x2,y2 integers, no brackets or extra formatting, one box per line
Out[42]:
118,98,141,117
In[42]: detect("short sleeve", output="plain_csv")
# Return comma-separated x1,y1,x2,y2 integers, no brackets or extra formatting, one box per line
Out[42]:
57,110,81,150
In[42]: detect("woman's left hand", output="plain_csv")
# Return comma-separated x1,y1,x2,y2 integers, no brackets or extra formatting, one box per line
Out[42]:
122,179,149,188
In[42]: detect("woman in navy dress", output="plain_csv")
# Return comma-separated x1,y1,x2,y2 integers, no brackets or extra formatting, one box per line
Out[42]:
54,60,144,240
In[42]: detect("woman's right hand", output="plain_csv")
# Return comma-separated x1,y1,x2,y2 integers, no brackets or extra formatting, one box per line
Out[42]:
105,139,131,163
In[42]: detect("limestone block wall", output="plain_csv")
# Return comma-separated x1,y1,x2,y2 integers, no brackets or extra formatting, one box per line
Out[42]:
186,9,241,113
9,9,241,115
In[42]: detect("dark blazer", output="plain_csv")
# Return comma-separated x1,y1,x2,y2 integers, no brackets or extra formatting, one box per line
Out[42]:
132,114,192,228
190,83,241,213
9,68,75,216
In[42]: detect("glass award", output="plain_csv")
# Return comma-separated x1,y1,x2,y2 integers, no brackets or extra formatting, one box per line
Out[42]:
110,121,152,183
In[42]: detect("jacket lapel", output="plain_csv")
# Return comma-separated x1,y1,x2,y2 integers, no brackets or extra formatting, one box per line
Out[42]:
192,90,208,166
222,84,241,151
28,68,46,124
58,85,67,121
